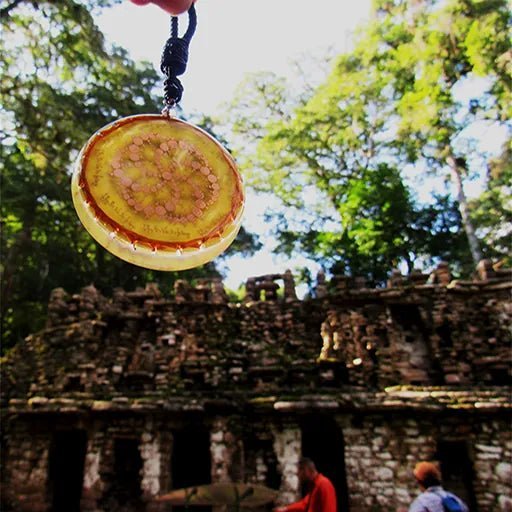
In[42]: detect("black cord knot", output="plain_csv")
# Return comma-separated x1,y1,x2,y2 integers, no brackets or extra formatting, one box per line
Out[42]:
163,76,184,105
160,5,197,107
161,37,189,77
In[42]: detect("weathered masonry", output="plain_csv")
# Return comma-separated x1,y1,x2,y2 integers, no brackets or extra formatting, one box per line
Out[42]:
1,261,511,511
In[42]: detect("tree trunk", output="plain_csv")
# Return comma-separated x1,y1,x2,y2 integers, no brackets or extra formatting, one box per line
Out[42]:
446,155,483,265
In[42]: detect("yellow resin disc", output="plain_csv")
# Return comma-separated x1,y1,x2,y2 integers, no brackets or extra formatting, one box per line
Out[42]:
71,114,244,271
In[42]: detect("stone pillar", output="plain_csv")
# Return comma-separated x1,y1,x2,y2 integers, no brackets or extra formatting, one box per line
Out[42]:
211,418,231,482
243,278,257,303
47,287,69,326
5,428,50,512
315,270,328,298
427,261,451,285
254,454,268,485
210,418,241,483
272,425,301,505
81,429,104,511
473,419,512,512
211,278,228,304
174,280,189,303
262,276,279,301
387,269,404,288
79,284,101,320
141,435,161,497
476,259,496,281
283,270,298,301
140,420,168,511
339,415,436,511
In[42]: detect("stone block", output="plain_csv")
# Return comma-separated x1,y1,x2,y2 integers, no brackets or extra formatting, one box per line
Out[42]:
499,495,512,511
496,462,512,483
476,444,503,454
375,467,394,480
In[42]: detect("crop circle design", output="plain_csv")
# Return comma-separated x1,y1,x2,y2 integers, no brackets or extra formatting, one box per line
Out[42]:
72,114,244,270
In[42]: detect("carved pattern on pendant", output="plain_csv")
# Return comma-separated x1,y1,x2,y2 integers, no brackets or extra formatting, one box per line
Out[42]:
110,133,221,224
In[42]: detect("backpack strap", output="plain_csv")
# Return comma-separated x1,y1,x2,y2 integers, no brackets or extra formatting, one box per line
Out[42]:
428,489,465,512
426,488,445,511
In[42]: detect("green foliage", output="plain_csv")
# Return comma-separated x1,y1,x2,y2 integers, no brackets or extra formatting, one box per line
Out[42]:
373,0,511,161
470,141,512,263
0,1,259,352
367,0,511,264
225,0,510,280
0,0,156,350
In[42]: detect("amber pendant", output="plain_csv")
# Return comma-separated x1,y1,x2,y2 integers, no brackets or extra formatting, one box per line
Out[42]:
72,114,244,271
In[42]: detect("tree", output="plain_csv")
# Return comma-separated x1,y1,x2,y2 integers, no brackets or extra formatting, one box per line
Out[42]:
469,141,512,263
0,0,160,349
223,58,448,281
225,59,411,283
224,0,510,278
0,0,259,351
371,0,511,264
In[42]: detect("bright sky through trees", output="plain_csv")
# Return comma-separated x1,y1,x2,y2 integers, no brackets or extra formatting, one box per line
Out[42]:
96,0,508,291
2,0,507,352
96,0,372,291
97,0,372,114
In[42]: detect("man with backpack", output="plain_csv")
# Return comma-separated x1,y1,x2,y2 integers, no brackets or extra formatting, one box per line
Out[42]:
409,461,469,512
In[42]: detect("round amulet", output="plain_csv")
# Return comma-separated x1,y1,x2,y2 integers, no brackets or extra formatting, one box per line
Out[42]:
72,114,244,271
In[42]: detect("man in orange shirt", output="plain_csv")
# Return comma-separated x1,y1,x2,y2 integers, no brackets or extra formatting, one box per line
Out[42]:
274,458,337,512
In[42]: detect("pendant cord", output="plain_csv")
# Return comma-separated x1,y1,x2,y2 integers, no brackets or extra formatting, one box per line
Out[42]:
160,4,197,107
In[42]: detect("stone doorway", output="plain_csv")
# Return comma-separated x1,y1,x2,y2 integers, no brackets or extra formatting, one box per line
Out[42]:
102,437,144,511
301,417,349,512
48,430,87,512
171,427,212,512
436,440,478,511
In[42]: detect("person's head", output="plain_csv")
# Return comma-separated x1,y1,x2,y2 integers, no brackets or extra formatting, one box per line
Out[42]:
413,462,442,490
298,457,318,484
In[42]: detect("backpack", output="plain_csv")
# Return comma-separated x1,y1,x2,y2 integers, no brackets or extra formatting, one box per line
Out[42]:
431,490,465,512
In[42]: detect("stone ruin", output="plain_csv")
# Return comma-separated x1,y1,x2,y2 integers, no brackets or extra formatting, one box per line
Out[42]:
0,260,511,511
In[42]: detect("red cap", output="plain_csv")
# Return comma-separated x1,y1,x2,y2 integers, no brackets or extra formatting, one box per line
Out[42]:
414,462,442,484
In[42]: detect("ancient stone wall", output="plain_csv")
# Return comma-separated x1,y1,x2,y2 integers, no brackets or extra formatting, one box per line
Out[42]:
472,419,512,511
340,413,512,511
1,262,511,511
3,407,512,511
2,423,50,512
2,264,511,403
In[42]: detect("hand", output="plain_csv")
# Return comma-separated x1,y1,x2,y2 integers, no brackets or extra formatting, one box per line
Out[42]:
273,508,287,512
129,0,196,15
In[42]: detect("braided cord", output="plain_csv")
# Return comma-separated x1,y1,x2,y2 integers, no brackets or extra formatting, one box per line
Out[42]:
160,4,197,107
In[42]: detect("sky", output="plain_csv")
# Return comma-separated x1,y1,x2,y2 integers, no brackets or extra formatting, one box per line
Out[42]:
97,1,372,115
96,1,507,292
96,0,373,292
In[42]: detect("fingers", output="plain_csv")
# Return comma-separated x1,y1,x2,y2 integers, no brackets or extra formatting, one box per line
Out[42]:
129,0,196,15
